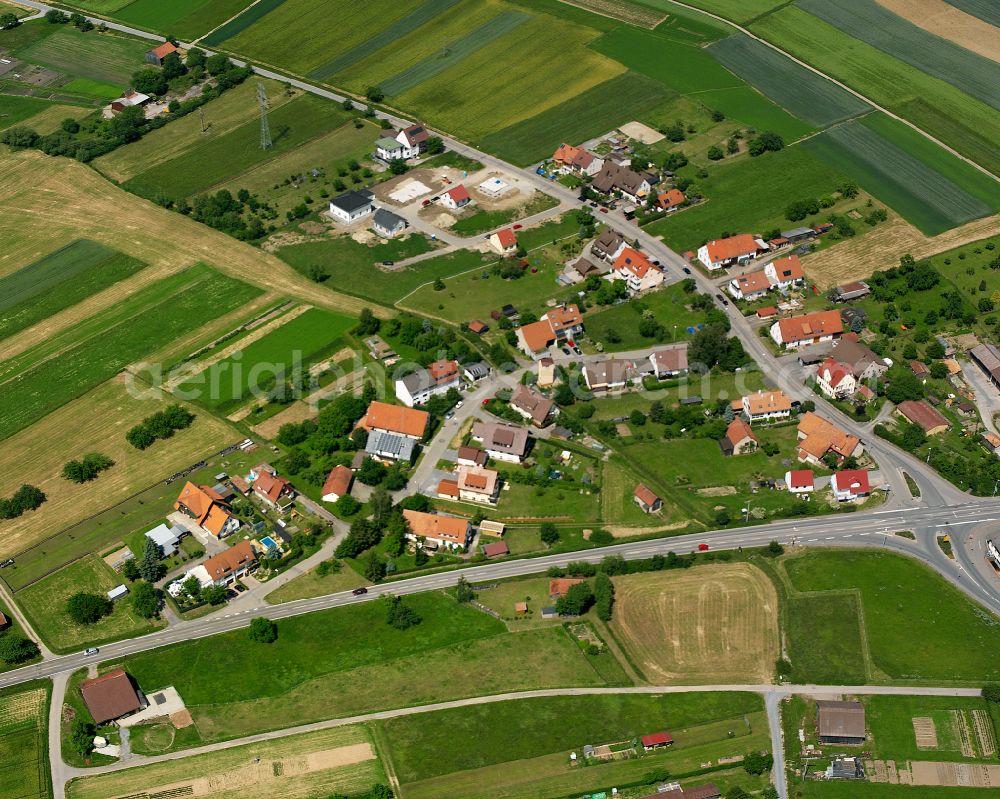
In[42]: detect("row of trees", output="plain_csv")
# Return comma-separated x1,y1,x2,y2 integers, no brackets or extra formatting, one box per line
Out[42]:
0,484,45,520
126,404,194,450
62,453,114,483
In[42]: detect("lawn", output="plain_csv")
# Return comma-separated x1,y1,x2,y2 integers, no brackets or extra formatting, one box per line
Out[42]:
123,93,352,201
436,480,602,524
784,550,1000,683
265,561,369,604
278,242,486,305
0,264,261,441
113,0,257,39
15,25,149,85
480,70,674,165
643,144,847,252
59,76,122,99
707,33,870,128
0,681,49,799
178,306,356,413
118,593,609,742
0,239,147,342
802,119,994,235
750,5,1000,176
17,554,164,652
584,282,713,352
66,725,384,799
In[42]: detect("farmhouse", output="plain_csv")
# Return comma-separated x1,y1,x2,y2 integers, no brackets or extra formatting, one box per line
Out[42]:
816,700,866,744
249,463,295,509
649,344,689,379
441,184,471,210
764,255,805,290
360,401,429,439
375,136,408,162
742,390,792,424
372,208,408,238
831,469,871,501
80,670,146,725
377,124,429,160
321,465,354,502
510,384,557,427
785,469,814,494
583,358,635,393
816,358,856,399
897,400,949,435
720,418,758,456
471,420,530,462
515,305,583,358
328,189,375,224
194,540,258,586
656,188,685,211
697,234,768,270
567,256,608,282
402,509,471,551
797,412,863,465
613,247,663,294
770,310,843,349
394,358,460,407
110,90,150,114
145,41,178,66
591,229,626,262
551,143,604,176
549,577,584,598
174,482,239,538
457,464,500,505
641,732,673,750
634,483,662,513
727,270,771,302
910,360,930,379
828,335,889,383
591,161,652,202
489,228,519,255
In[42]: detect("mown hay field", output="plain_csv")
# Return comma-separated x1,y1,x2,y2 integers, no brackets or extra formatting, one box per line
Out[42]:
114,0,255,39
0,683,49,799
707,33,870,127
0,94,88,133
610,564,779,683
15,25,149,84
802,119,994,235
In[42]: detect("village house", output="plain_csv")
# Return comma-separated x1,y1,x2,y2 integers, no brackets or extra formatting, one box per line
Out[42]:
80,670,146,725
566,255,609,283
375,135,409,162
785,469,815,494
896,399,949,435
372,208,408,238
720,417,758,456
471,420,530,463
770,310,843,349
110,89,150,114
831,469,871,501
249,463,295,510
328,189,375,224
591,161,653,202
366,430,417,463
456,464,500,505
797,412,863,465
634,483,662,513
145,41,178,66
441,184,471,210
828,334,890,384
742,390,792,424
656,188,685,212
549,577,584,599
402,509,471,551
515,305,583,359
697,234,768,271
463,361,490,382
375,123,430,160
816,358,857,399
591,229,626,262
583,358,635,393
537,356,556,388
489,228,519,255
173,482,240,538
727,270,771,302
190,540,258,587
482,541,509,559
910,360,930,380
436,478,459,500
613,247,663,294
764,254,805,290
456,445,488,467
321,465,354,502
360,401,429,440
982,432,1000,457
395,358,461,407
649,344,689,379
510,384,557,427
143,522,188,558
551,143,604,176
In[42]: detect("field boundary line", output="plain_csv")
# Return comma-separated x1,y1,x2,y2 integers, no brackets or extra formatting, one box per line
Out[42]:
662,0,1000,183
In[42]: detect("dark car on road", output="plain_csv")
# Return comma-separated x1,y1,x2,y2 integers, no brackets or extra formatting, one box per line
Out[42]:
352,587,368,596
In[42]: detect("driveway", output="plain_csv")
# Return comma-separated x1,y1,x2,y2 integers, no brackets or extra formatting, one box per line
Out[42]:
960,359,1000,435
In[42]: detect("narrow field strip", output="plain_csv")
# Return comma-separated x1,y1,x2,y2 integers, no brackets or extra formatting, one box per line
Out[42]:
946,0,1000,26
380,10,528,96
308,0,462,81
201,0,287,44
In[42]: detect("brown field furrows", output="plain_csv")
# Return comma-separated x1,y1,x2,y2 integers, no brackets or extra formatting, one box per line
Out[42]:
804,212,1000,289
877,0,1000,64
0,150,385,320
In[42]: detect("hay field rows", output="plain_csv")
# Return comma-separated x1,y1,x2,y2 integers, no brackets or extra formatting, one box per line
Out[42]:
610,564,779,683
0,683,49,799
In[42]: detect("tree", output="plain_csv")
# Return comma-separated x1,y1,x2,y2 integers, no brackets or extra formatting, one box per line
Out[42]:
248,617,278,643
765,540,784,557
455,576,476,603
138,537,165,582
389,158,408,175
425,136,444,154
365,85,384,103
62,452,114,483
743,750,774,775
205,53,233,75
45,8,69,23
181,575,202,602
983,683,1000,703
363,550,386,582
355,307,380,335
130,581,161,619
370,486,393,524
385,595,421,629
161,51,186,80
121,560,140,582
707,145,723,161
594,572,615,621
540,522,560,546
555,581,594,616
66,592,112,625
69,717,96,758
335,494,361,517
0,633,39,664
0,126,39,148
131,67,167,96
837,179,860,199
185,47,206,70
747,131,783,156
0,12,19,29
357,457,387,486
202,584,228,605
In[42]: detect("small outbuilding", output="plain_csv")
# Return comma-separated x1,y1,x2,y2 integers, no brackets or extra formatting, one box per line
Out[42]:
641,731,674,750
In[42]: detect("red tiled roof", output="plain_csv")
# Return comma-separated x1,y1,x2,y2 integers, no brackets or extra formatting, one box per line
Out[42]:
548,577,583,597
658,188,685,209
634,483,660,506
770,254,804,281
788,470,814,489
468,320,488,334
322,465,353,499
402,509,469,543
705,234,763,263
445,185,469,203
361,401,429,438
757,306,778,318
818,358,853,389
482,541,509,558
80,670,141,724
833,469,870,496
614,247,657,279
494,228,517,248
148,41,177,59
897,399,948,433
641,731,673,747
775,310,843,344
202,540,256,582
437,478,459,498
731,270,771,296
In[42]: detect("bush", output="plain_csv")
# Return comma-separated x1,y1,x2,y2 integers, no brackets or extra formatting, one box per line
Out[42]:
126,404,194,449
385,595,421,629
248,617,278,643
62,453,114,483
0,484,46,520
540,522,560,545
555,581,594,615
0,633,40,664
130,581,162,619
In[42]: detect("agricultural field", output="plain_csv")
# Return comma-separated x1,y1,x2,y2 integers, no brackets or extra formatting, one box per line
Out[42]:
707,34,870,128
17,553,165,652
799,0,1000,113
798,784,1000,798
872,0,1000,64
201,0,287,45
0,264,262,441
0,95,89,132
947,0,1000,26
802,120,996,235
782,550,1000,683
645,0,782,23
110,0,258,40
117,592,610,743
610,565,779,683
0,682,49,799
66,725,385,799
177,306,356,414
380,692,770,799
15,25,149,85
0,239,147,342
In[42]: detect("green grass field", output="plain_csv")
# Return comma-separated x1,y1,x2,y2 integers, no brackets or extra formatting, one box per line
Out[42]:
276,233,451,305
0,239,147,342
59,76,123,99
784,550,1000,683
201,0,287,45
123,93,352,201
17,554,164,652
786,592,866,684
15,26,149,85
179,306,355,413
112,0,256,39
800,0,1000,113
798,784,1000,798
0,94,87,132
584,282,712,352
750,5,1000,176
644,145,845,251
0,264,261,441
707,33,870,127
0,682,49,799
802,119,994,235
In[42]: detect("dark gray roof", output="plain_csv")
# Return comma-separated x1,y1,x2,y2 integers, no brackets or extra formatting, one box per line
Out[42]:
373,207,406,230
329,189,374,213
366,430,415,460
464,362,490,379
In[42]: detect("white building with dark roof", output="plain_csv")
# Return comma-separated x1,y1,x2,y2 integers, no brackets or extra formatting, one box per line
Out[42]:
328,189,375,224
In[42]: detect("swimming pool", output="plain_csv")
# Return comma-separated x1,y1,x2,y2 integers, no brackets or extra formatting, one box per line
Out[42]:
260,535,278,550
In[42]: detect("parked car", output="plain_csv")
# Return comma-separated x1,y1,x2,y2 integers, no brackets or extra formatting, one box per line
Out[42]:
455,400,464,409
84,648,99,656
0,558,13,568
352,587,368,596
561,346,572,355
682,267,691,274
572,346,582,355
599,207,608,214
715,293,729,306
481,398,490,406
382,260,394,266
421,199,431,207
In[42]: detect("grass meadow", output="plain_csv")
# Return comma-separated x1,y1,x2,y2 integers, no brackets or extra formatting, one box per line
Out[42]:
0,95,88,132
202,0,288,45
798,784,1000,798
113,0,256,39
584,282,712,352
15,25,149,84
785,592,867,684
0,239,147,342
0,264,261,441
0,682,49,799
